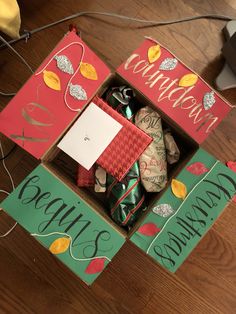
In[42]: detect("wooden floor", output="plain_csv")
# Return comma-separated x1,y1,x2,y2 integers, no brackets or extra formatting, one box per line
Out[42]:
1,0,236,313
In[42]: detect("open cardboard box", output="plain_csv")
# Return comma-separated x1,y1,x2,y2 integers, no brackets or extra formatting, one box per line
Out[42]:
43,72,198,239
1,30,236,285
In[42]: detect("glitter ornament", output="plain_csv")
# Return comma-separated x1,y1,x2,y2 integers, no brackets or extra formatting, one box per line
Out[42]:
69,83,87,100
203,91,215,110
159,58,178,70
152,204,174,217
54,55,74,74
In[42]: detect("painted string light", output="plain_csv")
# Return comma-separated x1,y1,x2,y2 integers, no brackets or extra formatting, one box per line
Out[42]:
203,91,216,110
159,58,178,71
145,160,220,255
31,231,111,274
145,36,236,111
35,41,95,112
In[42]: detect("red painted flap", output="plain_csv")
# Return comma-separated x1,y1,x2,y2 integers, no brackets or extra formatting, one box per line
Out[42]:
117,38,232,144
0,31,111,159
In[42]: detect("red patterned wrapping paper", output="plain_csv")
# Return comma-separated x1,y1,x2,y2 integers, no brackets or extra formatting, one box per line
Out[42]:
94,97,152,181
77,164,95,187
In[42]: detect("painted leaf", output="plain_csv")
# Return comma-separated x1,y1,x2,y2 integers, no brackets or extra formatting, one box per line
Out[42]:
186,162,209,175
179,73,198,87
43,70,61,91
54,55,74,74
203,91,215,110
138,223,160,236
148,45,161,63
159,58,178,70
69,83,87,100
49,237,70,255
226,160,236,173
80,62,98,80
152,204,174,217
171,179,187,200
232,195,236,203
85,258,106,274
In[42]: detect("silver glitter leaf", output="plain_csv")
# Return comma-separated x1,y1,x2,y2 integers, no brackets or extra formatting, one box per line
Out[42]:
54,55,74,74
152,204,174,218
69,83,87,101
159,58,178,71
203,91,215,110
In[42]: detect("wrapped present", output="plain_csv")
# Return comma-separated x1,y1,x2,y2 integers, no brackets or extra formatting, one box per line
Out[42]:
95,96,152,181
77,164,95,187
164,129,180,164
135,106,167,192
107,163,146,227
104,86,147,227
95,166,106,192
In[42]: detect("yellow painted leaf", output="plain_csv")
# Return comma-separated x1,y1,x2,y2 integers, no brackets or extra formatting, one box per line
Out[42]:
171,179,187,200
49,237,70,255
179,73,198,87
43,70,61,90
80,62,98,80
148,45,161,63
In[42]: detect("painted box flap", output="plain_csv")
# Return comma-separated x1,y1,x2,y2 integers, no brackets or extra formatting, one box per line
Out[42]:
117,38,232,144
0,30,111,159
130,148,236,272
0,165,125,285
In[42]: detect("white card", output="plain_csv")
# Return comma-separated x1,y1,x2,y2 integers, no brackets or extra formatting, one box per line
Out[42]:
57,102,123,170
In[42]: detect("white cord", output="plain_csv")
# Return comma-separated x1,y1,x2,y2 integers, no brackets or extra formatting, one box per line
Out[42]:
0,190,9,196
0,141,15,190
0,220,18,238
0,139,17,237
31,231,111,262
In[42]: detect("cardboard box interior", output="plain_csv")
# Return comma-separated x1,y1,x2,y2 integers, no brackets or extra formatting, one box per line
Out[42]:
43,73,199,237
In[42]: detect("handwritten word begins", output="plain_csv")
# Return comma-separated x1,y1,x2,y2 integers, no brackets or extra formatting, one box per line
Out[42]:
18,175,111,258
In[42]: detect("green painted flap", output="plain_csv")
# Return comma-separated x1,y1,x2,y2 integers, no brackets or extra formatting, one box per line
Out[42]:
0,165,125,285
130,148,236,273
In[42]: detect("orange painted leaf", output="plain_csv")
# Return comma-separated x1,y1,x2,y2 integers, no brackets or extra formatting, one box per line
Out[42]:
138,223,160,236
148,45,161,63
186,162,209,175
179,73,198,87
171,179,187,200
80,62,98,80
49,237,70,255
43,70,61,90
227,161,236,173
85,258,106,274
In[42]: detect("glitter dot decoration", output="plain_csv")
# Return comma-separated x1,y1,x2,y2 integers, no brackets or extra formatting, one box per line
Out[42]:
203,91,216,110
152,203,174,217
54,55,74,74
159,58,178,71
69,83,87,100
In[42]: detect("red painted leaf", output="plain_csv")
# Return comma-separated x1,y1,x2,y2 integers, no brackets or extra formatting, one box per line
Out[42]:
85,258,106,274
138,223,160,236
232,195,236,203
186,162,209,175
227,161,236,173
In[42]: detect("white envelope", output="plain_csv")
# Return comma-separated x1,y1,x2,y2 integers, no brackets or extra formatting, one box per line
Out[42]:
57,102,123,170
